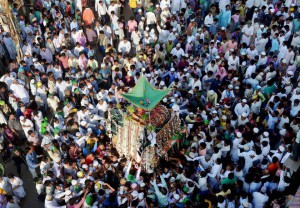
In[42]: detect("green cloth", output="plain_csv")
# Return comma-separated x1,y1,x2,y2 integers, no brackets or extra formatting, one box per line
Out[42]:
85,195,93,205
121,76,170,111
264,84,276,96
221,177,237,186
40,118,48,135
64,100,70,105
127,174,136,182
183,186,189,193
53,127,60,135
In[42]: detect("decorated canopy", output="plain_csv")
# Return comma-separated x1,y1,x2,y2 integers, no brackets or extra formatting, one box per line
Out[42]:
121,76,170,111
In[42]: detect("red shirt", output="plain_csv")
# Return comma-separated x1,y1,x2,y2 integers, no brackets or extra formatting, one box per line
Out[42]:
85,154,94,165
268,162,279,175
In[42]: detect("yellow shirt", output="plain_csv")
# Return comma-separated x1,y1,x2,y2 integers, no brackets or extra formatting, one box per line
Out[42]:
129,0,137,8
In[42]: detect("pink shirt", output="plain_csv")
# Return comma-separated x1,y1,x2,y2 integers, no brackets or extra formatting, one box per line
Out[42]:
226,41,237,51
127,20,137,32
59,56,69,69
231,14,240,23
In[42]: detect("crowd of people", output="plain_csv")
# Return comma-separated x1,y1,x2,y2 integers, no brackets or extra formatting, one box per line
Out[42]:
0,0,300,207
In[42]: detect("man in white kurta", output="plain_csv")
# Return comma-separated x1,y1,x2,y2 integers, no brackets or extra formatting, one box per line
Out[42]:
241,23,254,46
19,116,34,139
9,80,30,104
9,176,26,200
234,99,250,116
3,34,17,60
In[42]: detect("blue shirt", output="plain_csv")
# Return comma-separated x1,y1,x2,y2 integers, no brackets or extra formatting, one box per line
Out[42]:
26,152,38,169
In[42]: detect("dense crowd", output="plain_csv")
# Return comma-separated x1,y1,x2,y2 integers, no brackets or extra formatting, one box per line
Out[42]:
0,0,300,207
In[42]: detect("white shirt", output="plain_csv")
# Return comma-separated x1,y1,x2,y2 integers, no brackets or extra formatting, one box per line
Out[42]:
207,163,222,178
204,15,213,27
234,103,250,116
252,192,269,208
170,47,185,59
118,41,131,53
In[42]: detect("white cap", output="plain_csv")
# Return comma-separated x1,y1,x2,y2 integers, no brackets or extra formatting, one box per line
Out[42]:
80,121,87,126
222,115,227,120
163,98,167,103
76,132,81,137
260,24,264,28
263,132,269,137
170,177,175,182
71,179,77,185
208,90,214,95
212,110,217,114
287,71,294,76
30,79,35,84
253,128,259,133
131,191,139,199
241,112,247,117
261,52,266,56
93,160,99,167
216,55,220,59
82,164,88,169
138,9,142,12
159,81,165,86
242,201,250,207
221,27,225,30
19,116,25,120
65,190,72,195
244,146,250,151
170,68,175,72
171,98,175,102
140,182,146,187
242,99,247,103
282,59,287,64
176,43,181,47
46,195,53,201
261,186,267,193
242,61,247,66
228,85,233,89
146,74,151,78
174,194,180,200
101,63,106,67
236,132,242,138
279,146,285,152
138,193,144,200
33,58,38,62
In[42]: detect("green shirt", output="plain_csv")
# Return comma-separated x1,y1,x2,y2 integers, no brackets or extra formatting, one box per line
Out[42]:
221,177,236,185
